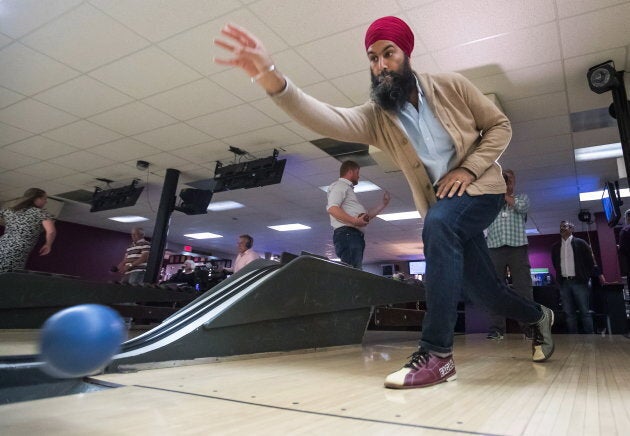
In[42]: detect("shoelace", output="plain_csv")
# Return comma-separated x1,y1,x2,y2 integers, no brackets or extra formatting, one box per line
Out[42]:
404,350,430,369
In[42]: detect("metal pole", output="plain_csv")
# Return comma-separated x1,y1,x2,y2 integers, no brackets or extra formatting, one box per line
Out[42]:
611,71,630,179
145,169,180,284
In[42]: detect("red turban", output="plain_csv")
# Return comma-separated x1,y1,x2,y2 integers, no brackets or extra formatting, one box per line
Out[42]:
364,16,414,57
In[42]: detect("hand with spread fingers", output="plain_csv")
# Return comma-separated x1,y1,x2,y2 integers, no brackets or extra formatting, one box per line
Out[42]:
435,168,475,199
213,23,285,93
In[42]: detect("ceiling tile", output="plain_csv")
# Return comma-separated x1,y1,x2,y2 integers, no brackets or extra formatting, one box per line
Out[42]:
49,150,116,171
0,98,77,133
5,135,78,160
0,170,45,187
302,82,354,107
160,8,288,76
43,120,122,149
175,140,231,166
88,102,177,136
330,71,371,105
90,138,159,162
14,161,76,179
249,0,401,45
510,115,571,143
502,91,568,123
138,152,192,169
89,0,242,42
434,22,561,76
572,126,621,149
250,99,294,124
142,79,243,121
20,3,150,72
89,47,202,99
35,75,133,117
0,0,83,39
0,86,26,109
297,26,371,79
0,121,33,146
221,125,305,152
0,42,79,96
471,61,565,102
409,0,556,52
134,123,212,151
556,0,628,18
269,49,327,86
0,148,40,171
187,105,276,138
560,3,630,58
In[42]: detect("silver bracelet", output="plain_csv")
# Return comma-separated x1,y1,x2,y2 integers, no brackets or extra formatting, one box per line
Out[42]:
251,64,276,83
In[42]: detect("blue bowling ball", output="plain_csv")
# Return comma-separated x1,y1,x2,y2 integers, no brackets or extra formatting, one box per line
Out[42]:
39,304,126,378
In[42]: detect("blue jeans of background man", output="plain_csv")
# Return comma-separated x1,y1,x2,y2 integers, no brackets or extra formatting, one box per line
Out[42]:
333,226,365,269
420,193,543,355
559,279,594,333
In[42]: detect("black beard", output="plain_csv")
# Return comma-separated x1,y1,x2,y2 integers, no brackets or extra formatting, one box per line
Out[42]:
370,57,416,112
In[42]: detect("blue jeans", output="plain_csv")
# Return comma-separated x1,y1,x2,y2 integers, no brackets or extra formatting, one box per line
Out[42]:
559,279,594,333
420,193,542,354
333,226,365,269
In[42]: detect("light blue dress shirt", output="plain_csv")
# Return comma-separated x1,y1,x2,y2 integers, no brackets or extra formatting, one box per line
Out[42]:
398,78,457,184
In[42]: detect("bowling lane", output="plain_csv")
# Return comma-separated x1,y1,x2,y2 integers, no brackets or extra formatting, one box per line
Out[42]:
0,379,454,435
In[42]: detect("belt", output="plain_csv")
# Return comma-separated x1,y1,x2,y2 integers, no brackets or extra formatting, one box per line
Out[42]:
563,276,576,280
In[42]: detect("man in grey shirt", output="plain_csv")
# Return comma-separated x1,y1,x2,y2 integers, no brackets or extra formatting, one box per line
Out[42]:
327,160,390,269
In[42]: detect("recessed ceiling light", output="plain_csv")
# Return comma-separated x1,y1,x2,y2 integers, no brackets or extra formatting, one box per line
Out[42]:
184,232,223,239
268,224,311,231
376,211,421,221
319,180,381,193
574,142,621,162
207,201,244,211
109,216,149,223
580,188,630,202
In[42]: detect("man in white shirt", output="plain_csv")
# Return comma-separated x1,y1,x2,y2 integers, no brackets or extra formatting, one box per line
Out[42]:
232,234,260,273
326,160,390,269
551,221,595,333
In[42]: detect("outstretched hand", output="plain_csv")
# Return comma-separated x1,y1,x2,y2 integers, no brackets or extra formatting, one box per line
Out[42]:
214,23,278,86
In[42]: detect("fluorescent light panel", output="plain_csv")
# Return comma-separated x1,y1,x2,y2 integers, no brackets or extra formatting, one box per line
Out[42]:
525,229,540,235
580,188,630,202
376,211,421,221
109,216,149,223
268,223,311,231
184,232,223,239
574,142,621,162
207,201,244,211
319,180,381,193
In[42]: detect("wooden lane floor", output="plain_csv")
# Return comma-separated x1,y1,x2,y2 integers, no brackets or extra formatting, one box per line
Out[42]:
1,332,630,435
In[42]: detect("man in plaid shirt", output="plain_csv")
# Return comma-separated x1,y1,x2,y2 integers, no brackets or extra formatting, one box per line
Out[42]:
485,170,533,340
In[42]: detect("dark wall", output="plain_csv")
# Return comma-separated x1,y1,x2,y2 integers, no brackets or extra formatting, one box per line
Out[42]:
1,220,131,282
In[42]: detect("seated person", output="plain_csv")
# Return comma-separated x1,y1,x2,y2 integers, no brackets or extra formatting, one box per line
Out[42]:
168,260,197,286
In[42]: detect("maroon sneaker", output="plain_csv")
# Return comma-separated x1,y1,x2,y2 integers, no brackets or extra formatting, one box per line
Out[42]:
384,350,457,389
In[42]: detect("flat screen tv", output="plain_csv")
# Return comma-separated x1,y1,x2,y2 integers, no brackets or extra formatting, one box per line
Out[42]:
409,260,426,275
602,181,622,227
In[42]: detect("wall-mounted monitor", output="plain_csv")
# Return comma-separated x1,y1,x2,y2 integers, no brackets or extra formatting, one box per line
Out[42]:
408,260,426,275
602,180,623,227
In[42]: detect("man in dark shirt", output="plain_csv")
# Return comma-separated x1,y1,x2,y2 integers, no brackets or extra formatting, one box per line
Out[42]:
551,221,595,334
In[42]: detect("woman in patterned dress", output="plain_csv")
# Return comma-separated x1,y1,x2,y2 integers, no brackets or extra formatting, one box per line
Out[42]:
0,188,57,273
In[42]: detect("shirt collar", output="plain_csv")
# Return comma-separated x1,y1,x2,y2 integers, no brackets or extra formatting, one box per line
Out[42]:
561,235,573,244
339,177,354,189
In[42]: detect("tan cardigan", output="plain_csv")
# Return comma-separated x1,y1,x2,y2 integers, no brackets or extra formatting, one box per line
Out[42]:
272,71,509,217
